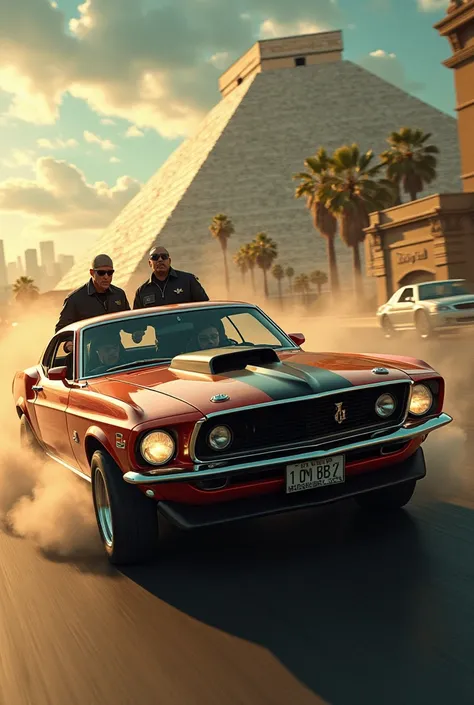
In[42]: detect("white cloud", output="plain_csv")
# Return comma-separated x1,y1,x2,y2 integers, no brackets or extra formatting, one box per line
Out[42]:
417,0,448,11
369,49,396,59
259,20,324,39
83,130,116,151
2,149,36,169
110,156,121,163
208,52,231,70
125,125,144,138
0,157,141,231
101,118,115,125
0,0,343,138
37,137,79,149
359,48,425,94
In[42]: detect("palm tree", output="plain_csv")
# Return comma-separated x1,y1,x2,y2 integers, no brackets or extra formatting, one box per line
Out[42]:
233,248,248,282
209,213,234,295
293,273,311,305
272,264,285,302
285,266,295,292
240,243,257,292
310,270,328,296
293,147,340,295
12,276,39,304
251,233,278,297
319,144,395,297
380,127,439,202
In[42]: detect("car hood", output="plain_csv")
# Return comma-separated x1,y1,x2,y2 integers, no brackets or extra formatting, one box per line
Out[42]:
90,349,432,418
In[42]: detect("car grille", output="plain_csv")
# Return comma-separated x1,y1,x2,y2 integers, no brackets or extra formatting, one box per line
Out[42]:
193,382,411,462
454,302,474,310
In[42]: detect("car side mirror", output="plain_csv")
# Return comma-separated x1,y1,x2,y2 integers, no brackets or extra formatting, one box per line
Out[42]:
288,333,305,346
48,365,68,382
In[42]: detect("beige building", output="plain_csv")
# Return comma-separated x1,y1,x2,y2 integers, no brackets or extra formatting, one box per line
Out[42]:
366,0,474,306
53,29,462,304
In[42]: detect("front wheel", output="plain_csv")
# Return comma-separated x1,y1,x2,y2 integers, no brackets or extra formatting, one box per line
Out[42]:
415,310,435,340
91,450,160,565
380,315,396,339
355,479,417,511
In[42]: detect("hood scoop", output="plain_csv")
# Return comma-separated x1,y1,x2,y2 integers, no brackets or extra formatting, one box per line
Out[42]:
170,346,280,375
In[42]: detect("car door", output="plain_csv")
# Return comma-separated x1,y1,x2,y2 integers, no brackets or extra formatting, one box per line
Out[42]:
32,332,76,464
389,287,416,328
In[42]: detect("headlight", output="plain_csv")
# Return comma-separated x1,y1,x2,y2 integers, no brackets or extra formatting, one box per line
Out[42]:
437,305,450,312
140,430,175,465
409,384,433,416
375,393,397,417
208,425,232,450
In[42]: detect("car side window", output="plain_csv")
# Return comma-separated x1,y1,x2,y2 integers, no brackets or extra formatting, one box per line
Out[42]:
44,333,75,378
41,340,57,370
398,288,414,303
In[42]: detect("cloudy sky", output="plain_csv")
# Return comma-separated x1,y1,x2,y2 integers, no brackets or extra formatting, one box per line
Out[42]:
0,0,455,266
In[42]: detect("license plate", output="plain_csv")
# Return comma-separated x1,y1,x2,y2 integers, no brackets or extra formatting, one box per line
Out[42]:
285,455,345,494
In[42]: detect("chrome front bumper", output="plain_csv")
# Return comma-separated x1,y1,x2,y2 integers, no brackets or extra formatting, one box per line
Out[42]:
122,412,453,485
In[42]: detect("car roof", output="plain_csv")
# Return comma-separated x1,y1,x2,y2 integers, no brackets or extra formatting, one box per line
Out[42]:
59,300,255,334
399,278,465,289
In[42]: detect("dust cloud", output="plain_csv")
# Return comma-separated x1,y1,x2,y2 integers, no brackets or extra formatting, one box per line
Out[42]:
0,287,472,560
0,305,101,558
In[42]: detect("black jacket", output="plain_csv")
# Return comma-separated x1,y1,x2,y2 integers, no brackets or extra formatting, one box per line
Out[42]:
55,280,131,333
133,269,209,309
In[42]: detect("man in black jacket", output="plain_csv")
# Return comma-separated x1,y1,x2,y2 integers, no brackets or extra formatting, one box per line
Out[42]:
55,254,130,333
133,246,209,309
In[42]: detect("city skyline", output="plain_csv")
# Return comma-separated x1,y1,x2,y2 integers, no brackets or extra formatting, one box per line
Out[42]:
0,238,75,296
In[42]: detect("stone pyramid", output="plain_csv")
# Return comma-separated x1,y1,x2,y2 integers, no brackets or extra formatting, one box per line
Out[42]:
55,30,461,299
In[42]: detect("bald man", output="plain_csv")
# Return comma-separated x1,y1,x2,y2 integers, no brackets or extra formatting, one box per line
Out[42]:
133,245,209,309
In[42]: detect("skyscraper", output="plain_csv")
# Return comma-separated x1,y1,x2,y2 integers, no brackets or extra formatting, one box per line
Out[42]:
40,240,56,276
25,248,41,283
0,240,7,289
58,254,75,277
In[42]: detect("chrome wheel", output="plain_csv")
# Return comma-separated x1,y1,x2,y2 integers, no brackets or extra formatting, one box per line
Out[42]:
94,468,113,547
415,311,432,339
381,315,395,338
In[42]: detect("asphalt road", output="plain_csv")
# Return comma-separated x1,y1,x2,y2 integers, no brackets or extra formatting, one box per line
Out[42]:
1,326,474,705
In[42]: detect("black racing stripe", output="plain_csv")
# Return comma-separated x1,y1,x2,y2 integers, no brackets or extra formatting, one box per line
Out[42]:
224,361,353,401
280,362,355,392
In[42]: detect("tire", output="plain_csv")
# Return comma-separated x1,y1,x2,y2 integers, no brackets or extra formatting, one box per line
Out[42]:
355,479,417,511
381,315,395,339
19,414,44,458
91,449,160,565
415,310,435,340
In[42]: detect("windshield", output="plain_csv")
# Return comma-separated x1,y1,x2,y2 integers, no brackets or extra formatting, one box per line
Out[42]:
418,281,471,300
80,305,295,377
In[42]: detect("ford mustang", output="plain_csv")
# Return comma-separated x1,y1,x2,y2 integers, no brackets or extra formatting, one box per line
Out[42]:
12,301,452,564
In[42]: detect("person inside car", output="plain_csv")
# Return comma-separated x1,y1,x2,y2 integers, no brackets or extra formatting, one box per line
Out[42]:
87,331,124,376
187,318,235,352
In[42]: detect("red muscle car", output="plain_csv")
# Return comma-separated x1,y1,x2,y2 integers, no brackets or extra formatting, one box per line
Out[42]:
12,301,452,564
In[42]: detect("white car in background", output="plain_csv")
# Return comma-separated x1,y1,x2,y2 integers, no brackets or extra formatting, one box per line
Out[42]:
377,279,474,339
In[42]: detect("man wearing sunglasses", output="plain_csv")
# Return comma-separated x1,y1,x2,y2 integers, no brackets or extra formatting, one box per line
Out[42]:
55,254,131,333
133,246,209,309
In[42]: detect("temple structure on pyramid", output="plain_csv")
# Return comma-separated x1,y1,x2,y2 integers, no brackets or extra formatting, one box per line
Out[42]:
54,29,462,300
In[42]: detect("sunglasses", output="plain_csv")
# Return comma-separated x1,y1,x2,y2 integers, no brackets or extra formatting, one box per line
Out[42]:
150,253,169,261
95,269,115,276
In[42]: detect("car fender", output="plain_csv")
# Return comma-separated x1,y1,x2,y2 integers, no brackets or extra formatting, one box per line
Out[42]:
414,303,429,315
84,425,124,468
